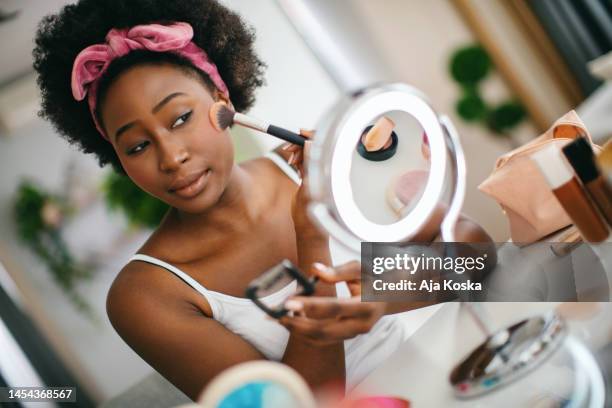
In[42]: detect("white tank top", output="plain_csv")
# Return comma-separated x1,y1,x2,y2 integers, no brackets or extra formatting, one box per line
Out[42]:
127,152,407,389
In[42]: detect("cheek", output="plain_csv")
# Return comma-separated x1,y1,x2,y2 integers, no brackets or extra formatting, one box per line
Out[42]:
191,124,235,169
126,166,163,195
216,132,235,177
119,156,167,199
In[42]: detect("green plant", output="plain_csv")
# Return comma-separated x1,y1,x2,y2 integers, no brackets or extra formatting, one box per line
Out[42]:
449,44,526,135
456,91,487,122
487,101,526,134
450,45,491,86
102,171,169,229
13,181,94,315
13,170,168,318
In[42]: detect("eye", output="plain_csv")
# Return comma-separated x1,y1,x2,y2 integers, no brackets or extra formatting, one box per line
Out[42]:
126,141,149,156
171,110,192,129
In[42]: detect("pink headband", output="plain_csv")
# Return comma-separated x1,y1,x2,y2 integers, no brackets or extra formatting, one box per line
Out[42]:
71,22,229,140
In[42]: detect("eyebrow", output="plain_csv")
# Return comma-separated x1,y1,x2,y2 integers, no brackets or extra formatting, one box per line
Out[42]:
114,92,187,142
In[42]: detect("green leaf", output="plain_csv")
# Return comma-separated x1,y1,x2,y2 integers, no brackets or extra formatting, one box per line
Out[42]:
12,181,95,317
102,171,169,228
456,91,488,122
14,181,48,241
486,101,527,133
450,45,491,86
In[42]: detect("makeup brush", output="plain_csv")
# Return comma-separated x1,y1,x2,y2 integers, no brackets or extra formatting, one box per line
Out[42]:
362,116,395,152
209,102,306,146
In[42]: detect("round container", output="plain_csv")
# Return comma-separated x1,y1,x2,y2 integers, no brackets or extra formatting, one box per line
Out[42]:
356,125,399,162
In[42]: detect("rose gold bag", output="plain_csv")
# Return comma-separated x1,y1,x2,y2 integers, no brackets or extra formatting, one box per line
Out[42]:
478,110,600,243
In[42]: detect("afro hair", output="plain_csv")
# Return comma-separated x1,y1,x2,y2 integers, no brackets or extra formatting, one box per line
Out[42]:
33,0,266,173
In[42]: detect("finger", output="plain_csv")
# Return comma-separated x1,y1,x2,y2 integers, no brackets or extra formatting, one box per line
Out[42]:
293,149,305,178
288,296,375,320
278,315,335,341
280,315,371,342
311,261,361,284
303,141,311,164
313,318,373,339
284,144,301,153
299,129,314,138
347,281,361,297
293,150,303,167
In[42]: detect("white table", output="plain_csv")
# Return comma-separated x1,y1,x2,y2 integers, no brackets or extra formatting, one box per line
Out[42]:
353,302,611,407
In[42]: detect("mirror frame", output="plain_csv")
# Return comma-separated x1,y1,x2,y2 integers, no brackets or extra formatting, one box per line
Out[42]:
307,83,466,252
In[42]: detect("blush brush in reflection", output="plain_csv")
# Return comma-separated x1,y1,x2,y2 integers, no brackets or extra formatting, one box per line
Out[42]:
209,102,306,146
357,116,399,162
362,116,395,152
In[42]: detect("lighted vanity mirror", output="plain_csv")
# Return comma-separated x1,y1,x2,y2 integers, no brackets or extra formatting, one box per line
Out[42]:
307,83,466,252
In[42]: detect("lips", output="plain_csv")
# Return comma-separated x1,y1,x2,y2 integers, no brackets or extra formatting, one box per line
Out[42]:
168,169,210,198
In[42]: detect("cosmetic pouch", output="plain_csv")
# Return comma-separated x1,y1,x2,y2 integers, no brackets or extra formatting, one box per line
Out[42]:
478,110,600,243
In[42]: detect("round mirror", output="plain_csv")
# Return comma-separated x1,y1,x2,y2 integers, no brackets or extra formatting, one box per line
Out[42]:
307,83,466,252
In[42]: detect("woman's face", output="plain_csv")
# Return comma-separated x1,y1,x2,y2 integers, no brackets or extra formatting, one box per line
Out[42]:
100,64,235,214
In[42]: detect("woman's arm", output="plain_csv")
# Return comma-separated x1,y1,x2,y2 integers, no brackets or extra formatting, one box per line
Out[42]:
280,227,346,388
107,263,265,401
280,132,346,388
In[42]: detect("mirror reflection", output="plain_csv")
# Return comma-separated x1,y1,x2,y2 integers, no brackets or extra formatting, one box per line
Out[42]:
350,111,430,225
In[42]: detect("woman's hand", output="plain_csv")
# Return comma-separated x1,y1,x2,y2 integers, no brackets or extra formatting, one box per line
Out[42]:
284,130,327,243
278,261,386,346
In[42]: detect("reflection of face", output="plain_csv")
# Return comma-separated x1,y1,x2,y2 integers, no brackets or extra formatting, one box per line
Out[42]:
100,64,234,214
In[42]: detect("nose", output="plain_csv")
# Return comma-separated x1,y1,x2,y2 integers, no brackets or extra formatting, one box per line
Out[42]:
158,134,189,172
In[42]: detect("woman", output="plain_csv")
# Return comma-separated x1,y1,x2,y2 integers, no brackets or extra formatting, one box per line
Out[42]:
34,0,494,400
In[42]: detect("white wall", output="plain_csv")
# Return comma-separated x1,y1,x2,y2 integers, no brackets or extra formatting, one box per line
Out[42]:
349,0,537,240
224,0,340,151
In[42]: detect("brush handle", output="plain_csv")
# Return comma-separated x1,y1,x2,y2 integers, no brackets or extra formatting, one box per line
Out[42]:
267,125,306,146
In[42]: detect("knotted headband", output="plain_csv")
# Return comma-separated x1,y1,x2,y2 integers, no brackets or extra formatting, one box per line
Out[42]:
71,22,229,140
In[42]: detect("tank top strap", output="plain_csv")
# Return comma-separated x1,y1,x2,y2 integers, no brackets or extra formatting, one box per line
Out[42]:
128,253,222,318
264,151,301,185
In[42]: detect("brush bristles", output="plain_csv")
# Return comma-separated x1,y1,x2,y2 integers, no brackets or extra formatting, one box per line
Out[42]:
363,116,395,152
214,103,236,130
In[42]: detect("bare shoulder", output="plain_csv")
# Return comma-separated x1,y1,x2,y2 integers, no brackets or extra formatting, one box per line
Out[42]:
239,149,298,192
106,255,264,400
106,258,206,334
242,146,295,171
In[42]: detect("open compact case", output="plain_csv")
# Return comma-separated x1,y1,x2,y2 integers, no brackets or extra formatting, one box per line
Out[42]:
306,82,466,252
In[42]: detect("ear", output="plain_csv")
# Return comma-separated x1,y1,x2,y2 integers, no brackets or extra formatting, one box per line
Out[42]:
213,89,235,112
